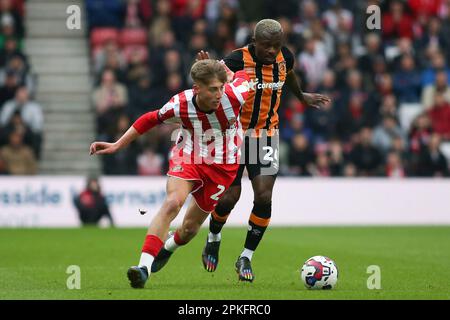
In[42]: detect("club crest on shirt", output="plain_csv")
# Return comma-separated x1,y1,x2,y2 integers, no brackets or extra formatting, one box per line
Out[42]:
228,117,236,127
171,165,183,172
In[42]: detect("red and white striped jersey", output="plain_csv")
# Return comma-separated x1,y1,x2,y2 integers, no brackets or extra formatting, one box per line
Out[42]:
157,73,249,164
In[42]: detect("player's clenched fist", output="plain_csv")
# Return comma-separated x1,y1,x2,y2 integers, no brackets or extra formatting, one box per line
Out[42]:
90,141,118,155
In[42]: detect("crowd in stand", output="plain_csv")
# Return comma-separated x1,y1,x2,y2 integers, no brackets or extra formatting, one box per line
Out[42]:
0,0,42,175
87,0,450,178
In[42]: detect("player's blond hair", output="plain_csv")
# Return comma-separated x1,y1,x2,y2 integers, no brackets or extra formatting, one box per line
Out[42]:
254,19,283,40
190,59,228,85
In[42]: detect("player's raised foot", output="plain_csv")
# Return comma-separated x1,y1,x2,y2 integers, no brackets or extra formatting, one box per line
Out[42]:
127,266,148,289
202,238,221,272
235,256,254,282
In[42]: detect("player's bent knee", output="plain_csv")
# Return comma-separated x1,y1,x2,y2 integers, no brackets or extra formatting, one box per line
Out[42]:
216,187,241,214
254,190,273,206
163,197,184,215
252,201,272,219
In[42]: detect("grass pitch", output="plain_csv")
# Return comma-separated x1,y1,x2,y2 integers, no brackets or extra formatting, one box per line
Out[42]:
0,226,449,300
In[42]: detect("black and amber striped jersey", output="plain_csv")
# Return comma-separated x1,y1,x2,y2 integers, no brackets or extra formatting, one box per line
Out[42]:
223,44,294,136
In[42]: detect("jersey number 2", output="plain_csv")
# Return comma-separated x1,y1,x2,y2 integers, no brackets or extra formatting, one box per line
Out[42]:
211,185,225,201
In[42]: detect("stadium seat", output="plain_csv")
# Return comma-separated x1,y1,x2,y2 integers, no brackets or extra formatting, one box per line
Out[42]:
90,28,120,48
398,103,423,133
119,28,148,47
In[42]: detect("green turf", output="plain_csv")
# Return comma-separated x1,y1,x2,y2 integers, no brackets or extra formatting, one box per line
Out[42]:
0,226,449,300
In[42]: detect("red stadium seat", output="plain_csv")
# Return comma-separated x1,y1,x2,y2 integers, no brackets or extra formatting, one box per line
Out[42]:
90,28,119,47
122,45,149,64
119,28,148,47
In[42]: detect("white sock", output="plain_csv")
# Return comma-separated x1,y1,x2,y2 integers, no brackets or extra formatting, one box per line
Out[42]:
240,248,254,261
138,252,154,274
208,232,221,242
164,235,180,252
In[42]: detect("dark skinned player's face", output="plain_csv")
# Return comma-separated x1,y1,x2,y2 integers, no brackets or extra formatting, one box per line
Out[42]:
254,32,283,65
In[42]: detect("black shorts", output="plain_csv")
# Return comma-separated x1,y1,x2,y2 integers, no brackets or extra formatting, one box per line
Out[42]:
232,134,279,186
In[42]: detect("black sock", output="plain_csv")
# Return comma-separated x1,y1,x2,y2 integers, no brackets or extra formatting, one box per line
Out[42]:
209,210,229,234
244,220,268,251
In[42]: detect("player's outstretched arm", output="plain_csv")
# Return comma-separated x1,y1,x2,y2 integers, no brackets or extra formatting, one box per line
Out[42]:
90,126,140,155
286,70,331,109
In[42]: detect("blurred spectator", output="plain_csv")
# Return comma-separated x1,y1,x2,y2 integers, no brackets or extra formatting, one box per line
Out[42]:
421,51,450,86
0,70,18,106
148,0,172,46
335,70,373,138
382,0,414,41
170,0,207,46
0,37,25,67
321,1,353,40
409,113,434,154
124,0,144,28
343,162,357,177
0,111,36,154
329,41,353,89
73,176,114,227
376,72,395,98
93,69,128,134
125,49,149,85
210,19,235,57
93,39,127,78
127,74,157,120
421,70,450,110
372,115,405,154
152,48,185,87
349,127,383,176
358,33,383,79
327,139,346,176
0,130,37,175
0,54,34,93
0,0,24,39
298,36,328,91
427,92,450,139
296,0,319,33
101,114,139,175
416,133,449,176
309,18,334,58
385,150,406,178
393,54,422,103
0,86,43,156
281,112,313,143
309,151,331,177
418,16,448,56
137,147,164,175
288,133,315,176
304,95,336,143
376,94,399,125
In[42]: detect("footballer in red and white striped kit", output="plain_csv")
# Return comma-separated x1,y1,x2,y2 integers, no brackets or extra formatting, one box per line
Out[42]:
90,59,249,288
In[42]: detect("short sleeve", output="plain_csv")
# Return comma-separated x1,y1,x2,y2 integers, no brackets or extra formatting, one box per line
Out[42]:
223,50,244,72
281,46,295,72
